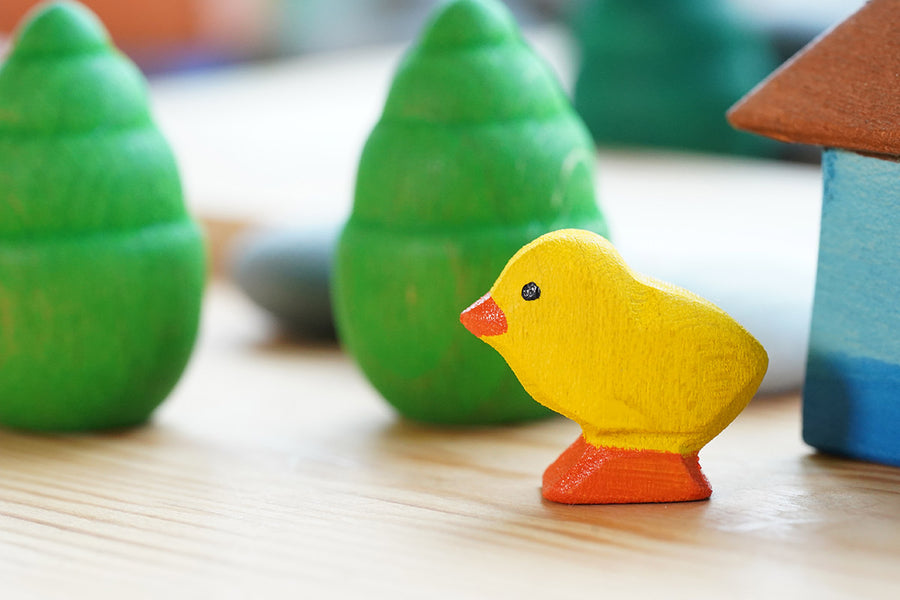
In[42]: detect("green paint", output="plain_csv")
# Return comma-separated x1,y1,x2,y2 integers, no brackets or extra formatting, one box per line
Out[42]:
571,0,779,156
334,0,608,425
0,2,205,431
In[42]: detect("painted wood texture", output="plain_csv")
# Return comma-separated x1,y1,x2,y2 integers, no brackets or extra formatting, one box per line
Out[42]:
542,437,712,504
333,0,607,425
0,2,205,431
1,282,898,599
803,149,900,466
727,0,900,156
461,230,768,503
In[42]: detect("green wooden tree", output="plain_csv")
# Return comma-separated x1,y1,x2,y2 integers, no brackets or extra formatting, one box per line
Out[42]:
334,0,609,424
0,1,206,430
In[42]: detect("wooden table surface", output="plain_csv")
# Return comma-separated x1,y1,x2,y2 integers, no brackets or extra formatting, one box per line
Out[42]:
2,25,898,600
1,282,898,599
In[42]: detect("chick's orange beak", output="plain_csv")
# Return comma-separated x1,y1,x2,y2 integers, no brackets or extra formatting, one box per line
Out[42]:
460,294,507,337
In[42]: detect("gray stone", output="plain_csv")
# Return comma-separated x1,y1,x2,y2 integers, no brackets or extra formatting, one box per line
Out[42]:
230,227,338,339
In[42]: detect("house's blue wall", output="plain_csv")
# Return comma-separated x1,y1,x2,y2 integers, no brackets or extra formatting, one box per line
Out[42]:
803,149,900,467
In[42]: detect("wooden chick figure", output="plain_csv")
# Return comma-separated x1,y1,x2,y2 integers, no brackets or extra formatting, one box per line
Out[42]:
460,230,768,504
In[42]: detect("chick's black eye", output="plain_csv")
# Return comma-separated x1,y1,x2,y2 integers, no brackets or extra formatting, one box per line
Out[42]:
521,282,540,301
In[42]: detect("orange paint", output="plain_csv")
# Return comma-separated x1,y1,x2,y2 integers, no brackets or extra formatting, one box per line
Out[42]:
460,294,507,337
542,436,712,504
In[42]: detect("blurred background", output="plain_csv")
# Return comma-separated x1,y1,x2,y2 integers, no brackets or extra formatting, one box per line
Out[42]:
0,0,868,394
0,0,863,72
0,0,866,167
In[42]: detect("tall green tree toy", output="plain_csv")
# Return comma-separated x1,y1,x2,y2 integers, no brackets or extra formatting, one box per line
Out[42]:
0,2,206,430
334,0,608,424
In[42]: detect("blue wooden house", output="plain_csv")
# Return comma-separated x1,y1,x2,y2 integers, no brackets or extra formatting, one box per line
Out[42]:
728,0,900,467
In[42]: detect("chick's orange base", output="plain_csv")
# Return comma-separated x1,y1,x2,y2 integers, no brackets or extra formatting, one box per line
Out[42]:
543,436,712,504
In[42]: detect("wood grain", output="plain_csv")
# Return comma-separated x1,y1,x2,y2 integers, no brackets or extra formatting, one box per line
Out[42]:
0,283,898,598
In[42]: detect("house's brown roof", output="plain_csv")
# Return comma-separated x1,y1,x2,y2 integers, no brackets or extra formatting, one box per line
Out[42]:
728,0,900,157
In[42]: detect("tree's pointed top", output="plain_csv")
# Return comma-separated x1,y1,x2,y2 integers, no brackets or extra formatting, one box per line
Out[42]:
419,0,518,50
12,1,109,58
0,0,149,135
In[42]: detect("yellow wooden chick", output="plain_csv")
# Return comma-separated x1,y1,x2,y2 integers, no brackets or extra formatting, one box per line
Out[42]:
460,229,768,504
